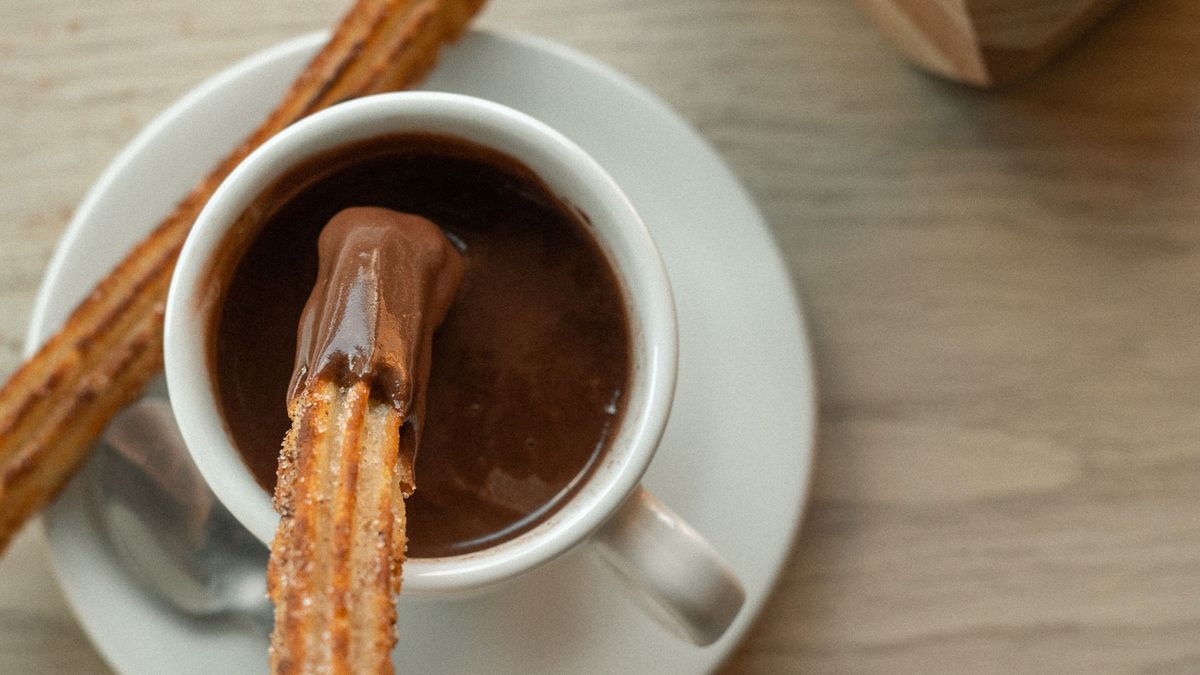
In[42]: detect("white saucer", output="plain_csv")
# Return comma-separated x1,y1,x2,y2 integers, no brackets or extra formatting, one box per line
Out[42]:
28,29,816,674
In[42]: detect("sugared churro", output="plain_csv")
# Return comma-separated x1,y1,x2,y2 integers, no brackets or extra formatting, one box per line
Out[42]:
269,379,409,673
268,208,465,673
0,0,486,554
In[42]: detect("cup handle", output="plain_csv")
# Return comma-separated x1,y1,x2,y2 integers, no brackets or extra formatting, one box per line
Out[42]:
591,486,745,645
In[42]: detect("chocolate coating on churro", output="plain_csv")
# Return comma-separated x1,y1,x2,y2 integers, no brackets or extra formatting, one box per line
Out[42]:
288,207,464,414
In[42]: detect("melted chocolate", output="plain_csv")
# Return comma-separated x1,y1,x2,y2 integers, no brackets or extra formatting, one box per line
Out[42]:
211,134,631,558
290,207,464,477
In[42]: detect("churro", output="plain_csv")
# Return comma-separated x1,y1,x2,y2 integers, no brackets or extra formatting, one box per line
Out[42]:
269,379,408,674
0,0,486,553
268,208,465,673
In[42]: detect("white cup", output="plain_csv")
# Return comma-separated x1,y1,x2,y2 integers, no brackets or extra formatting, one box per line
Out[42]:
164,92,744,645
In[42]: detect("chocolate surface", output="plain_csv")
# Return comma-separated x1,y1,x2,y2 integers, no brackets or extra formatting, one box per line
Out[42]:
211,134,631,558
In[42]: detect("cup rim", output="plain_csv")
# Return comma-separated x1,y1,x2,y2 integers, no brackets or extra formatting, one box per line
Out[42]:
163,92,678,594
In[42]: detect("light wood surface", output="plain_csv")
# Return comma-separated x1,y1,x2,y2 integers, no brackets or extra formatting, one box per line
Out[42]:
2,0,1199,672
855,0,1127,86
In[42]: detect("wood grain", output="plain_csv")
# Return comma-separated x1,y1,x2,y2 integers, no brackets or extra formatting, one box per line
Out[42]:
2,0,1200,673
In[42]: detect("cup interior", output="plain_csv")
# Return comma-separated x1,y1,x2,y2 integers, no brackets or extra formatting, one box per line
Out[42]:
164,92,677,594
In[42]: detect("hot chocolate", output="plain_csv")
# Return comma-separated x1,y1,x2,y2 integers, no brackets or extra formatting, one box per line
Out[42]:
210,134,631,558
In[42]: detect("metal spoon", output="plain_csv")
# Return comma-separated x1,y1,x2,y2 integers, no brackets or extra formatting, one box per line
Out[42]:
87,399,273,631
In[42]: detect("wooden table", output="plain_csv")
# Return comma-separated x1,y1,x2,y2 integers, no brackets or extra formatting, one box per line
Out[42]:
2,0,1199,672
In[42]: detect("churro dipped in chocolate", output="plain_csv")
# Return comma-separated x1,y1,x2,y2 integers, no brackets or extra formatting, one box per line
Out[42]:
0,0,486,556
268,208,464,674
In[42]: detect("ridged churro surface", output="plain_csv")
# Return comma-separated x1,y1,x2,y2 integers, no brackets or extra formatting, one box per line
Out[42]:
269,379,407,675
